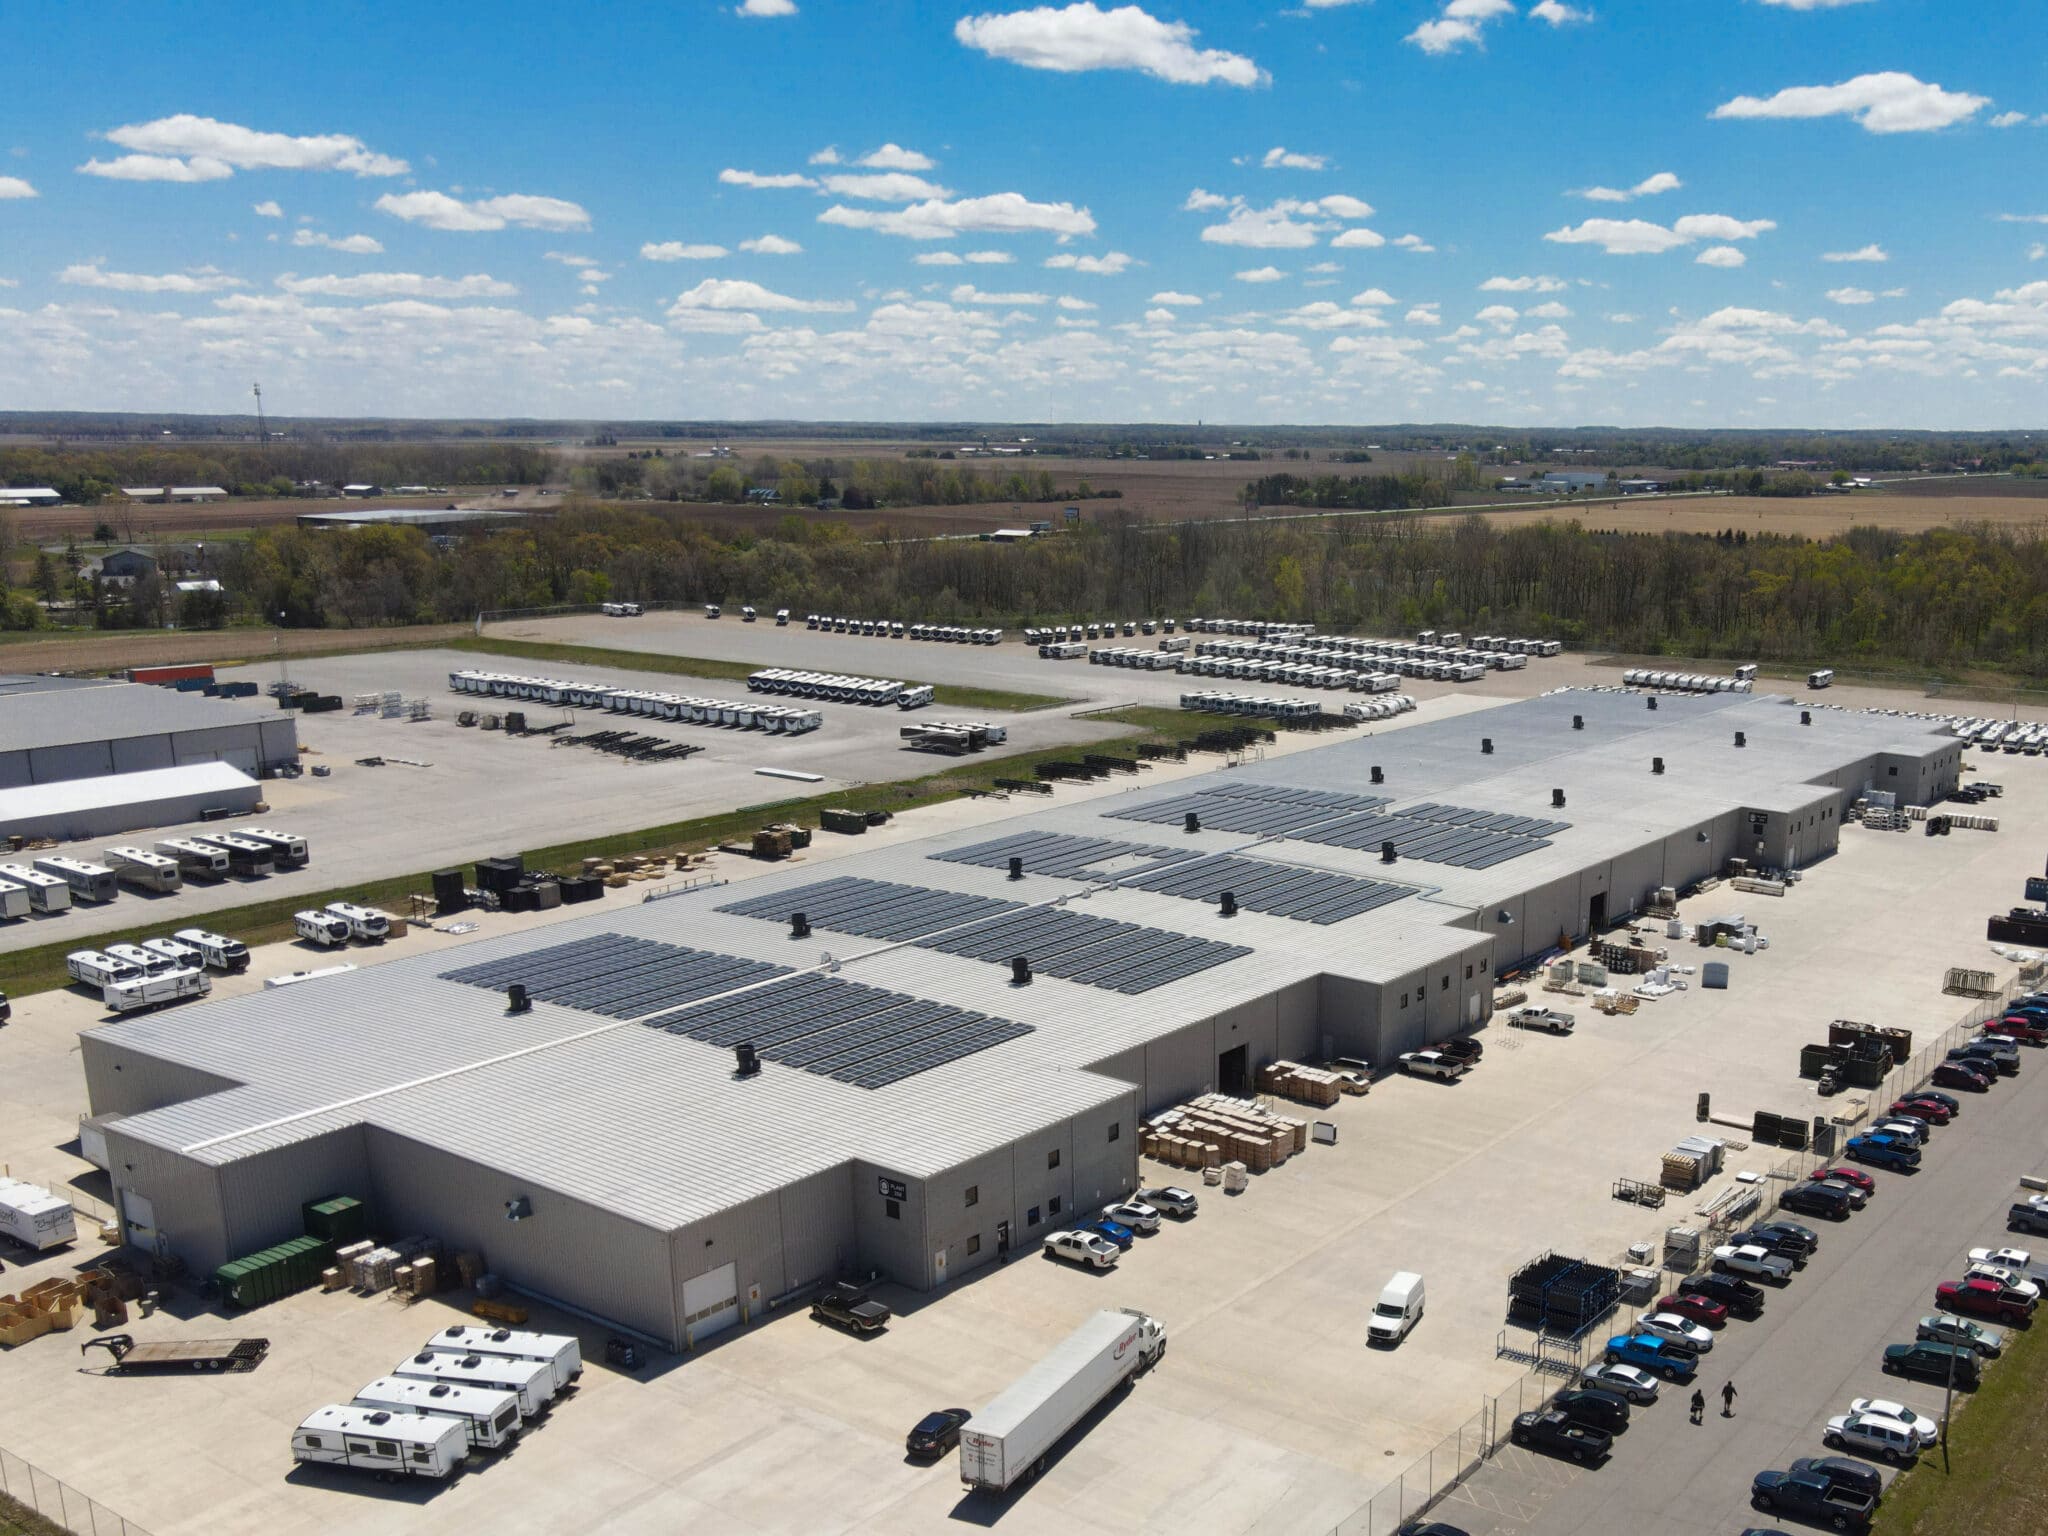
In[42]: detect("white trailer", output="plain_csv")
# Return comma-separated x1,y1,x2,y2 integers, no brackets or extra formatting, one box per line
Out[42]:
959,1309,1166,1493
236,826,310,868
324,902,389,942
104,847,184,894
155,838,231,880
392,1350,556,1419
174,927,251,972
104,968,210,1014
140,935,204,970
352,1376,522,1453
105,942,176,978
0,876,29,922
67,950,145,991
291,1405,468,1482
0,1176,77,1251
190,834,274,877
423,1326,584,1395
295,910,352,947
1809,668,1835,689
1,864,72,914
34,856,119,904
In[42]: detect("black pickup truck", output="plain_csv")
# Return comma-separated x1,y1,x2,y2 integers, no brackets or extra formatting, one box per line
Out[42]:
810,1281,892,1335
1750,1464,1877,1531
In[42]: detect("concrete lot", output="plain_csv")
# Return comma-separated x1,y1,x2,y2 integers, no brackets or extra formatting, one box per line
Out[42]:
1,686,2043,1536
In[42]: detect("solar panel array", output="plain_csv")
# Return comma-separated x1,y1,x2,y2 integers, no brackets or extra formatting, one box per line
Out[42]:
931,830,1197,881
720,875,1020,940
1106,781,1392,837
442,933,791,1017
1117,853,1413,924
1281,800,1568,870
642,972,1033,1090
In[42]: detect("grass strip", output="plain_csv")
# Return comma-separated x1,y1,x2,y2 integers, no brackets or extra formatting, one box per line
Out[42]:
0,1491,74,1536
1867,1299,2048,1535
444,636,1072,713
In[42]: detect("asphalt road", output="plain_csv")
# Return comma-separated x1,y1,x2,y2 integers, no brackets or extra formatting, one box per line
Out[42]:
1499,1044,2048,1536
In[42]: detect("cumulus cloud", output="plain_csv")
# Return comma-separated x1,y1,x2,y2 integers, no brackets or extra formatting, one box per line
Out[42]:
1526,300,1572,318
860,143,935,171
1480,274,1567,292
375,190,590,232
1575,171,1681,203
1203,204,1319,248
916,249,1015,265
1695,246,1747,267
1712,72,1990,134
276,271,516,298
1407,0,1516,55
1476,303,1519,327
291,229,384,254
1544,212,1774,254
643,241,728,260
719,168,816,189
1989,112,2029,130
1235,265,1287,282
949,283,1049,304
251,199,282,218
80,114,407,182
0,174,36,199
1529,1,1591,23
1183,188,1231,212
59,262,245,293
1826,286,1876,304
954,4,1267,88
736,0,796,14
1262,146,1326,170
1044,250,1133,273
1149,290,1202,305
1394,233,1436,252
1330,227,1385,249
669,278,854,313
1755,0,1874,8
78,154,233,183
1057,295,1096,310
1822,244,1888,262
819,191,1095,240
819,172,952,201
740,234,803,255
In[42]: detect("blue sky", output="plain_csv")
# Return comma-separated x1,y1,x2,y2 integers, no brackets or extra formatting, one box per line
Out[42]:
1,2,2041,427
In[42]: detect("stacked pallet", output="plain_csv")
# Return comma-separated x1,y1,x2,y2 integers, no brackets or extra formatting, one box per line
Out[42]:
1256,1060,1343,1107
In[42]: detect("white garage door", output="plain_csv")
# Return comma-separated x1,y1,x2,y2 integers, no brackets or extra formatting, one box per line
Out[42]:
120,1189,157,1254
681,1261,739,1345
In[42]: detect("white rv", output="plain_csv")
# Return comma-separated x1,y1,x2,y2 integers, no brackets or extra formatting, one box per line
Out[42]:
105,942,177,978
391,1350,555,1419
33,856,119,904
422,1326,583,1395
0,876,29,922
0,1177,77,1251
0,864,72,914
140,935,204,970
174,927,251,972
67,950,146,992
352,1377,522,1453
294,910,352,947
155,839,231,880
324,902,389,942
104,847,184,894
235,827,309,868
189,834,274,877
291,1405,468,1482
103,968,210,1014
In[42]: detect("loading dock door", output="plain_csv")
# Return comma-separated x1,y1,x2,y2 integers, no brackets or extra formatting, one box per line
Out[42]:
1587,891,1607,939
119,1189,156,1254
682,1261,740,1346
1217,1043,1249,1097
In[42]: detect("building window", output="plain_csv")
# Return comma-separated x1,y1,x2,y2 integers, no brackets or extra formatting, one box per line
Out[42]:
967,1233,981,1256
965,1184,978,1208
1047,1149,1061,1170
1480,957,1489,973
1027,1205,1041,1227
1400,991,1409,1008
1049,1195,1063,1217
1108,1121,1121,1143
1465,963,1474,981
885,1199,901,1220
1441,975,1450,992
1888,765,1898,777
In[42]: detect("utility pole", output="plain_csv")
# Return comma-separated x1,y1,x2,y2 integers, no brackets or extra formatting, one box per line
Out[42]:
252,382,267,446
1941,1337,1955,1473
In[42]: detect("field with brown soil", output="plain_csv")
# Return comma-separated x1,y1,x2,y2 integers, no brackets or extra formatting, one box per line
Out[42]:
11,495,459,544
1456,488,2048,539
0,622,467,676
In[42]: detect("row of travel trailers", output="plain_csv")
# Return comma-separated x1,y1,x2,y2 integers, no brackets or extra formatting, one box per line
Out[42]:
295,902,391,947
292,1326,582,1482
901,719,1009,755
0,831,309,920
1954,719,2048,753
1416,630,1562,656
1178,655,1412,690
64,927,251,1012
1179,691,1331,723
448,670,822,733
803,613,1004,644
1285,637,1530,672
748,669,933,709
1620,668,1757,694
1344,694,1419,723
1025,619,1178,644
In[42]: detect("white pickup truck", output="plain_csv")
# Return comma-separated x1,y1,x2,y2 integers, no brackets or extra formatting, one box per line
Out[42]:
1712,1244,1795,1283
1398,1050,1468,1081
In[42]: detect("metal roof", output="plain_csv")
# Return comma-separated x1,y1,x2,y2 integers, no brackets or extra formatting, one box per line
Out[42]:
0,681,264,753
0,761,258,821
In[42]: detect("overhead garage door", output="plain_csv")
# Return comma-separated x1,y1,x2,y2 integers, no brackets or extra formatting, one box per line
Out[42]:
119,1188,157,1255
681,1261,739,1346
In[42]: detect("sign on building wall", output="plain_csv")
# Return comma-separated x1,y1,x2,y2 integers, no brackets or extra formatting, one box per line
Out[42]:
876,1176,908,1201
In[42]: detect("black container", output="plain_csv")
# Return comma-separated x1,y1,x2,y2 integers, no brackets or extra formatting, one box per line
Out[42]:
475,855,525,893
432,870,468,915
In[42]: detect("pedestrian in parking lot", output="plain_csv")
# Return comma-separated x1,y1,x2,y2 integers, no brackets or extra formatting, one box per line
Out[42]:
1722,1380,1737,1418
1689,1388,1705,1425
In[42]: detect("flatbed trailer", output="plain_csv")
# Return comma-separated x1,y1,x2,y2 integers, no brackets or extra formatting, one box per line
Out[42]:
82,1333,270,1373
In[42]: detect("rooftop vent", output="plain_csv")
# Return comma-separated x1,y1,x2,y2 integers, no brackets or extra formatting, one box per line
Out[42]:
1653,756,1665,775
790,911,810,939
1011,955,1032,986
1481,737,1494,755
1218,889,1237,918
1734,731,1747,748
1184,811,1201,834
1801,710,1812,726
506,983,531,1014
1647,696,1659,711
1381,840,1398,865
1370,765,1384,785
1572,714,1584,731
1552,788,1566,808
1008,855,1025,880
734,1043,761,1078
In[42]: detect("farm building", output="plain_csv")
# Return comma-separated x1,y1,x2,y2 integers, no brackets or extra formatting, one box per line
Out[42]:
80,690,1957,1351
0,675,297,789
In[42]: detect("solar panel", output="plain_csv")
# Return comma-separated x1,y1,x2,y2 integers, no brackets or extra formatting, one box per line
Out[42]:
1106,781,1390,837
441,934,792,1018
719,876,1020,941
1117,853,1412,924
932,831,1198,882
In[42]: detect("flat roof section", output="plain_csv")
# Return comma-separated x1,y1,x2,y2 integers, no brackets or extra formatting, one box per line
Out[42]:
0,681,265,753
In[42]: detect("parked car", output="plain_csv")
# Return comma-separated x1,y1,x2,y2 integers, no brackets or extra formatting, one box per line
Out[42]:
1883,1341,1980,1389
1905,1089,1962,1116
1439,1037,1483,1064
1808,1167,1875,1196
1604,1333,1698,1382
1075,1217,1134,1251
1932,1061,1994,1092
1916,1312,2004,1357
905,1407,972,1459
1683,1272,1766,1319
1963,1262,2039,1300
1548,1388,1630,1434
1966,1245,2031,1271
1324,1057,1373,1093
1580,1361,1660,1404
2014,1201,2048,1237
1714,1245,1795,1283
1639,1312,1715,1353
810,1280,893,1334
1733,1229,1809,1268
1510,1409,1611,1462
1778,1183,1854,1221
1138,1186,1199,1219
1042,1230,1119,1269
1824,1410,1928,1465
1844,1133,1921,1172
1937,1276,2034,1324
1987,1014,2048,1044
1508,1006,1575,1034
1398,1050,1468,1081
1871,1117,1930,1147
1888,1097,1951,1126
1814,1178,1871,1210
1846,1398,1939,1447
1789,1456,1884,1503
1750,1465,1877,1531
1657,1292,1730,1328
1101,1199,1160,1233
1947,1042,2018,1076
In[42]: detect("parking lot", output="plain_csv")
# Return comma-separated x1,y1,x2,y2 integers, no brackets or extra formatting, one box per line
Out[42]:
2,703,2043,1536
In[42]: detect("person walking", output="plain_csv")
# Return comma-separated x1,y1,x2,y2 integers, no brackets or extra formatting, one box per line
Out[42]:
1721,1380,1738,1418
1689,1388,1706,1425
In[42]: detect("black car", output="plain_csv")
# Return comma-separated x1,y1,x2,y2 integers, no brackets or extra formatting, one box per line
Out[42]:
1950,1043,2018,1076
1737,1228,1811,1266
1440,1037,1484,1064
1778,1183,1854,1221
1789,1456,1884,1503
905,1408,972,1459
1683,1272,1766,1319
1549,1388,1630,1434
1750,1222,1820,1256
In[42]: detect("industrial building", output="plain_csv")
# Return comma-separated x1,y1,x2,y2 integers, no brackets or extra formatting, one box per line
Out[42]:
0,675,298,789
80,690,1959,1352
296,506,530,535
0,761,262,842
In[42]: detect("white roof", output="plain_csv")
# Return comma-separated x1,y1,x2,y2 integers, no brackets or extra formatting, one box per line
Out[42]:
0,487,61,502
0,762,258,822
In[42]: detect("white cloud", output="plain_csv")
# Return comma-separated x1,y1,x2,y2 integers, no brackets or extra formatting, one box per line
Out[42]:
1481,274,1566,292
292,229,384,254
1044,250,1133,273
1406,0,1516,54
0,175,35,198
1755,0,1874,8
1406,305,1440,325
808,147,841,165
1529,1,1590,23
1822,244,1888,262
949,283,1050,304
375,190,589,232
1330,227,1386,249
1825,286,1876,304
2033,244,2048,262
1544,212,1773,254
719,168,817,190
740,233,803,255
1350,287,1396,306
1695,246,1747,268
860,143,936,171
819,191,1095,240
88,114,407,180
1476,303,1519,327
1989,111,2028,129
954,4,1267,88
670,278,853,313
918,249,1015,265
59,262,244,293
1262,146,1326,170
642,241,728,260
78,154,233,182
1057,295,1096,310
736,0,796,14
1997,214,2048,225
1576,170,1681,203
1316,194,1375,219
1149,290,1202,305
1183,188,1231,212
1526,300,1572,318
1202,204,1320,248
1278,300,1387,330
277,271,516,298
1143,307,1179,324
819,172,952,201
252,199,282,218
1394,233,1435,252
1673,213,1776,241
1235,265,1287,282
1712,72,1990,134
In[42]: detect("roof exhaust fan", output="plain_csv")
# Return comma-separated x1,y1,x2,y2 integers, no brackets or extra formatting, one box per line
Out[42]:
1481,737,1494,755
734,1043,761,1078
506,983,531,1014
1218,890,1238,918
1011,955,1032,986
1552,788,1566,808
1380,840,1397,864
1647,696,1659,711
1572,714,1584,731
790,911,810,939
1652,756,1665,775
1734,731,1747,748
1008,855,1025,880
1184,811,1201,834
1370,765,1384,785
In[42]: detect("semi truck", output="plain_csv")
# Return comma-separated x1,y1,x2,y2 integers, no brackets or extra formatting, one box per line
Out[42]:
959,1308,1166,1493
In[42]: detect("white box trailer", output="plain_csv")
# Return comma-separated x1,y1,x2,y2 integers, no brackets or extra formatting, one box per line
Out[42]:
291,1405,468,1482
104,847,184,894
392,1350,556,1419
104,968,210,1014
174,927,251,972
34,856,119,903
352,1376,522,1453
155,838,231,880
190,834,274,877
0,876,29,922
0,1176,77,1250
4,865,71,913
423,1325,584,1395
959,1309,1166,1493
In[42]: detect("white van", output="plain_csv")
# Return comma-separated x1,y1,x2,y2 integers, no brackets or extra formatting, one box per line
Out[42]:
174,927,251,972
391,1350,555,1420
324,902,389,942
0,864,72,914
422,1326,583,1396
1368,1272,1426,1345
352,1377,522,1453
291,1405,468,1482
295,910,352,947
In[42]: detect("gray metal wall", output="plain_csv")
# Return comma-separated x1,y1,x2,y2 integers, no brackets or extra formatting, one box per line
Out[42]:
217,1126,370,1260
82,1037,242,1120
3,779,263,842
0,718,295,790
667,1167,857,1342
101,1124,229,1271
854,1155,932,1285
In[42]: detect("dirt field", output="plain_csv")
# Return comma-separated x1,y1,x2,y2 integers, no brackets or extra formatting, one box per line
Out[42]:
0,622,467,675
1459,489,2048,538
12,495,462,544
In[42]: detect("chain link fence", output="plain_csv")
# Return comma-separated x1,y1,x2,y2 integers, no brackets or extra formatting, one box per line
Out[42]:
0,1447,153,1536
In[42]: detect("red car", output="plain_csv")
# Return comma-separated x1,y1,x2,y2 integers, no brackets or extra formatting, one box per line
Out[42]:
1937,1277,2035,1325
1890,1098,1952,1125
1808,1167,1875,1196
1656,1292,1729,1328
1990,1016,2048,1045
